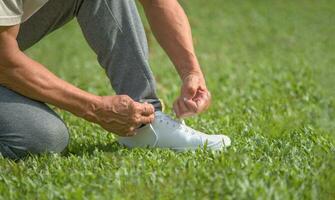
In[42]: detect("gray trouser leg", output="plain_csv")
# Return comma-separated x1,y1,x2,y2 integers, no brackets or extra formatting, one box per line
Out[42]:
17,0,80,50
76,0,162,109
18,0,162,110
0,0,79,159
0,86,69,160
1,0,162,158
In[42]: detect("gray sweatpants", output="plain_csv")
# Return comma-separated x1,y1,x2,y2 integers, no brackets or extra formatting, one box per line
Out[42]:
0,0,161,159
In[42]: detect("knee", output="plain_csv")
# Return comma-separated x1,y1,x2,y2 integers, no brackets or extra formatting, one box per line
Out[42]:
45,122,70,152
0,121,69,160
17,119,69,158
31,120,70,154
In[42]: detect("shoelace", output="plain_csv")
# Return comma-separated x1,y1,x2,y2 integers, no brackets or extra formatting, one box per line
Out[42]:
149,124,159,147
148,113,208,148
153,113,196,137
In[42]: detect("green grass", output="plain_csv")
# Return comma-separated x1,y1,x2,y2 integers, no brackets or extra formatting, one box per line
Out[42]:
1,0,334,199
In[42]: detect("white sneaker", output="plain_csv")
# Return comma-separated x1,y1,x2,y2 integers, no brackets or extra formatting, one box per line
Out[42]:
117,111,231,152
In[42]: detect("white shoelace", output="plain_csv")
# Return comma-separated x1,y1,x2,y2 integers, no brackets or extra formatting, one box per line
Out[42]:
149,124,159,147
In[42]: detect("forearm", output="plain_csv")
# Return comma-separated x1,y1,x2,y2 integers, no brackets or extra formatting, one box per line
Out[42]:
142,0,203,79
0,51,99,119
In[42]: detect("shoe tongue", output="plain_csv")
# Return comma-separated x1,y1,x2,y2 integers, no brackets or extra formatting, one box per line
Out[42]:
155,111,185,122
154,111,184,126
154,111,165,118
155,111,174,120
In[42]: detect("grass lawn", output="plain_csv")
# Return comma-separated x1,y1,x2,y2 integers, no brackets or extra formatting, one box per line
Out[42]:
1,0,334,199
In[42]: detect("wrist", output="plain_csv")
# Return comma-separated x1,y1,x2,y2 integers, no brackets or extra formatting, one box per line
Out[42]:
181,70,203,81
176,53,202,80
77,94,102,123
181,70,206,86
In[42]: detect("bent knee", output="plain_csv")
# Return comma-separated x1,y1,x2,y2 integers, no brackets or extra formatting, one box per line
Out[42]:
31,120,70,154
0,120,70,159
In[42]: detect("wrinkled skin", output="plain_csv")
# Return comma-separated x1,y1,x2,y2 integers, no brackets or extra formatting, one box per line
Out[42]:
86,95,155,137
173,73,211,118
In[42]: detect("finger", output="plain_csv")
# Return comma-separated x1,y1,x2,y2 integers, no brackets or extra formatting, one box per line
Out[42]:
138,114,155,125
177,99,188,116
142,103,155,116
196,99,207,112
194,92,211,113
122,127,136,137
183,98,198,113
183,84,198,100
173,100,181,117
134,102,155,116
177,98,194,118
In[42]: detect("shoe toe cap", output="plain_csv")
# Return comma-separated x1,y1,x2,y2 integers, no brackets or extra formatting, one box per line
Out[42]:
206,134,231,150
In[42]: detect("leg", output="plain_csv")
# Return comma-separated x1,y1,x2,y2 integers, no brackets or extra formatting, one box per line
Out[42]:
0,86,69,160
76,0,162,110
17,0,81,50
1,0,80,159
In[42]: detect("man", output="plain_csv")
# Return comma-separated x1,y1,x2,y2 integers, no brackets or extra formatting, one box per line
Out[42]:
0,0,231,159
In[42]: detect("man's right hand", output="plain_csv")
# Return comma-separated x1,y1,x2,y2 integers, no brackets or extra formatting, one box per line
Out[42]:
86,95,155,137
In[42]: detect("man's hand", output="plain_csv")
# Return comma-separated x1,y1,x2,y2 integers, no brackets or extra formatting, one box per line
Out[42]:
173,73,211,118
87,95,155,137
1,25,154,137
141,1,211,118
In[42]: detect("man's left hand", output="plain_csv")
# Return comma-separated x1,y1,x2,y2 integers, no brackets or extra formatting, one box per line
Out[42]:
173,73,211,118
